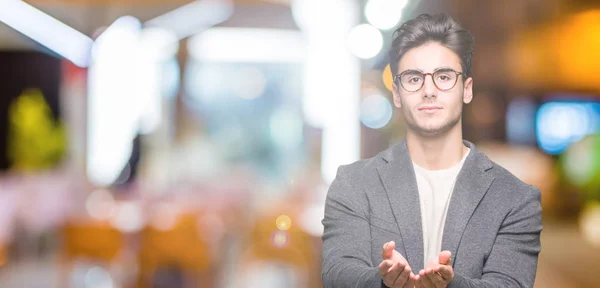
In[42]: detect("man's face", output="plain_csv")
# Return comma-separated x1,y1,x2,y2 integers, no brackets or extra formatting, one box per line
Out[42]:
392,42,473,137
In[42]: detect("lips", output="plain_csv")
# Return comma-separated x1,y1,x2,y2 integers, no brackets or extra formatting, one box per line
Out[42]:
418,106,442,111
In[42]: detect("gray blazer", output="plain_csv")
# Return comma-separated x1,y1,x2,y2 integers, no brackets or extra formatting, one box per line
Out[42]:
321,140,542,288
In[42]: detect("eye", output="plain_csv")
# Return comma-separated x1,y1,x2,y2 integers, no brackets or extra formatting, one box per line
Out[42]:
408,77,422,84
437,74,450,81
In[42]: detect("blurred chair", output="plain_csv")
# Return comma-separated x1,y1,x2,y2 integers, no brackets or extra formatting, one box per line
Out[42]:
137,212,214,288
59,220,125,287
236,210,321,288
234,176,325,288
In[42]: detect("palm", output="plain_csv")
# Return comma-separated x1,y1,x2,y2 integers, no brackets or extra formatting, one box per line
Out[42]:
380,241,415,288
417,250,453,287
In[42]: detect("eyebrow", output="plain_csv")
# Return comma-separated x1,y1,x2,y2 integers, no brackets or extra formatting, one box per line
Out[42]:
399,67,459,74
434,67,457,73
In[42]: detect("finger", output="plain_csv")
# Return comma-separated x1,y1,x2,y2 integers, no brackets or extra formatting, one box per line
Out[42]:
379,261,395,287
393,264,411,287
419,269,435,288
378,260,394,276
435,264,453,279
387,261,401,274
414,274,423,288
382,241,396,259
403,272,416,288
438,250,452,265
385,262,405,285
382,242,389,259
426,268,446,287
393,255,407,269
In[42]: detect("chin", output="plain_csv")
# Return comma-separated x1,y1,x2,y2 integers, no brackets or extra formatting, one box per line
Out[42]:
420,122,444,131
421,128,445,136
416,122,452,135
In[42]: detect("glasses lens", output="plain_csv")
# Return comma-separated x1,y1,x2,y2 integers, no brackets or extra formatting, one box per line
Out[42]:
400,72,424,92
433,70,458,90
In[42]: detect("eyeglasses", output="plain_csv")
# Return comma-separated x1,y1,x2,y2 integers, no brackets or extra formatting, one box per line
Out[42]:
393,69,464,92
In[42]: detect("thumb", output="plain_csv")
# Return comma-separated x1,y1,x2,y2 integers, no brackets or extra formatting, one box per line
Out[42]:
439,250,452,265
382,241,396,259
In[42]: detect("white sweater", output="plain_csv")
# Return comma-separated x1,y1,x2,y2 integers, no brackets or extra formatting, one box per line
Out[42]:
412,149,470,266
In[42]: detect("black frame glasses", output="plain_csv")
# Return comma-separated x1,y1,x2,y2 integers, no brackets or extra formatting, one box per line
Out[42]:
393,69,464,92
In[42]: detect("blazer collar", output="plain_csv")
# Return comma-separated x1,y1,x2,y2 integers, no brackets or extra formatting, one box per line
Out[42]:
376,140,495,271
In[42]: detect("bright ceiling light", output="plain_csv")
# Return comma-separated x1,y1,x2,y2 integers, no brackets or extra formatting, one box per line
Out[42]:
145,0,234,40
188,28,306,63
0,0,94,67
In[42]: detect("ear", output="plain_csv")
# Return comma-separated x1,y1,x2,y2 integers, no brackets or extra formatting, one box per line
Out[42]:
392,82,402,108
462,77,473,104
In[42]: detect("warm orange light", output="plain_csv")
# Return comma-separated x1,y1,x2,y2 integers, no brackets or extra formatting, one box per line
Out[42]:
506,9,600,92
382,64,394,91
555,10,600,89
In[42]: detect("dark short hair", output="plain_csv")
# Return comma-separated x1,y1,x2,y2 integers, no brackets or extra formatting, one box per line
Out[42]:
389,13,474,78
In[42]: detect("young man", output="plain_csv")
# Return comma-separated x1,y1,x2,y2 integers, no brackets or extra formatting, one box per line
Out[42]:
321,13,542,288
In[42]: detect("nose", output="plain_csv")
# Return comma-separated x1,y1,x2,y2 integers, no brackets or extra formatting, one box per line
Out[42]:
422,74,437,99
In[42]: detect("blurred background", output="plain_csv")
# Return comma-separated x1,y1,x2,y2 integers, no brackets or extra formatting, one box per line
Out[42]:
0,0,599,287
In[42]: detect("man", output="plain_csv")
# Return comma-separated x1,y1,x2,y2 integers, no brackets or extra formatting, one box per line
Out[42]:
321,13,542,288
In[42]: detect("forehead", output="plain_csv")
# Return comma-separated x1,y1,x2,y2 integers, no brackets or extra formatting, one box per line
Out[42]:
398,42,462,73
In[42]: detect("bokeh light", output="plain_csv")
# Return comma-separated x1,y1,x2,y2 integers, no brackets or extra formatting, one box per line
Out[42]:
276,215,292,231
561,133,600,200
347,24,383,59
232,66,267,100
365,0,408,30
149,202,179,231
580,202,600,248
271,230,290,249
84,266,114,288
563,135,597,187
360,92,393,129
536,102,600,155
85,189,116,220
109,202,144,233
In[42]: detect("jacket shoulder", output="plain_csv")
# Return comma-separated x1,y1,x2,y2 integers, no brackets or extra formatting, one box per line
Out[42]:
486,157,539,198
335,153,387,183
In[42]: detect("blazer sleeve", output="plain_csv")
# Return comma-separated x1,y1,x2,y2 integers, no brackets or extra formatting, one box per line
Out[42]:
321,165,384,288
448,185,543,288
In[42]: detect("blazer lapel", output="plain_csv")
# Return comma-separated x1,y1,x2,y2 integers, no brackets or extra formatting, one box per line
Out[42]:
377,142,424,272
441,141,495,267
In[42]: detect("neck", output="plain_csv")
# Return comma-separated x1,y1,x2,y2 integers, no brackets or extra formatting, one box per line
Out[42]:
406,123,468,170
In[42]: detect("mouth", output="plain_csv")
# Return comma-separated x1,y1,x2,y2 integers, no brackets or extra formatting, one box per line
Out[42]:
418,106,442,111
